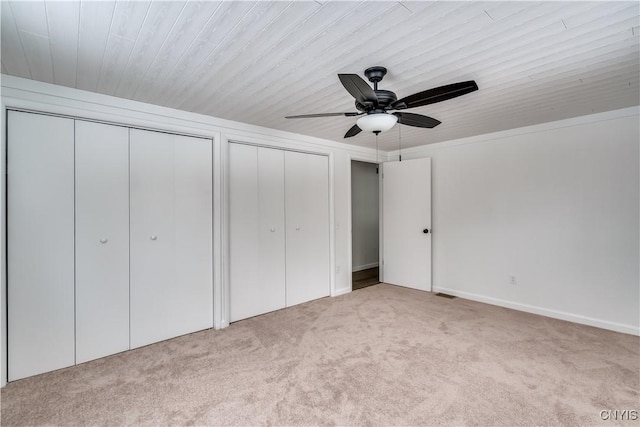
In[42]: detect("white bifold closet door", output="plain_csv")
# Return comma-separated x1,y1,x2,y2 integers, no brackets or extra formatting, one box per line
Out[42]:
129,129,213,348
229,144,330,322
8,111,75,381
284,151,330,307
229,144,286,322
75,121,130,364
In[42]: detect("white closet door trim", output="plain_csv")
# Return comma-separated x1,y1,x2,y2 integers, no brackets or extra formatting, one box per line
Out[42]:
7,107,214,141
227,139,330,158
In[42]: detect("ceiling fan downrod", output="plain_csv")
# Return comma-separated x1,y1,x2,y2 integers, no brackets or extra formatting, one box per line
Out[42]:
364,66,387,91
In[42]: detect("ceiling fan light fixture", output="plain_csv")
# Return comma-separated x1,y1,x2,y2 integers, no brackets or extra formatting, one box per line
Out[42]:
356,113,398,133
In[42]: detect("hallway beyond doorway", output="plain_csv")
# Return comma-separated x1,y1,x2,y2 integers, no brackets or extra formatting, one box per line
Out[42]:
352,267,379,290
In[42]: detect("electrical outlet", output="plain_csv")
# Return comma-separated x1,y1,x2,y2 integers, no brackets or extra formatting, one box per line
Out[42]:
509,275,517,285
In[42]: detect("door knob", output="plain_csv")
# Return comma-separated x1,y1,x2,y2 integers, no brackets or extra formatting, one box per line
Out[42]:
99,238,108,244
423,229,430,234
296,226,300,231
150,235,158,241
270,228,275,232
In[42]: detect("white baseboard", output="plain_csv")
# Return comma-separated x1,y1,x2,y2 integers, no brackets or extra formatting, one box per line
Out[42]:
352,262,379,272
332,287,352,297
432,286,640,336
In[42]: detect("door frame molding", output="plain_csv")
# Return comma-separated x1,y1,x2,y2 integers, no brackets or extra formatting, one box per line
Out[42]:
346,155,383,292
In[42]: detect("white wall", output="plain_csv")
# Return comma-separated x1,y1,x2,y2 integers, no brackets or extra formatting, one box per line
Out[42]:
351,161,379,271
0,75,377,386
391,108,640,335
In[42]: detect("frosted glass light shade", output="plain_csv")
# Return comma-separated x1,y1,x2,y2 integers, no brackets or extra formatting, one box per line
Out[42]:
356,113,398,132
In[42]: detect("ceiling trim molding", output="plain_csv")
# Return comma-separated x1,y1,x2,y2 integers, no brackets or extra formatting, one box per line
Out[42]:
387,105,640,159
0,74,378,157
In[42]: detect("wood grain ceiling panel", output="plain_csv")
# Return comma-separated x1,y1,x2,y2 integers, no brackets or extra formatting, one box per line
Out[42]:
1,1,638,149
113,1,186,98
96,1,151,94
8,0,54,83
76,1,116,92
45,1,79,88
0,3,31,78
133,1,224,103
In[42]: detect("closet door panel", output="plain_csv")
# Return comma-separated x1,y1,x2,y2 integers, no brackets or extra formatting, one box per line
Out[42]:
229,144,285,322
130,129,176,348
75,120,130,364
257,147,286,315
130,129,213,348
8,111,75,381
285,151,330,307
229,144,260,322
173,134,213,335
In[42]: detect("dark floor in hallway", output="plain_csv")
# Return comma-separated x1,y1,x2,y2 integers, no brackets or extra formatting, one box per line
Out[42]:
352,267,379,290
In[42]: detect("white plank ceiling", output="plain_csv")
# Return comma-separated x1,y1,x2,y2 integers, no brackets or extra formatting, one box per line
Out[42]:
1,1,638,150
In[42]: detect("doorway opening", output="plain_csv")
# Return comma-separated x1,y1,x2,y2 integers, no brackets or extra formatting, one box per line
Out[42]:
351,160,380,290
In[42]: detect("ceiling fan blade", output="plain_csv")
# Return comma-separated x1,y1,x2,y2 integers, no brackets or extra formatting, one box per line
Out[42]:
338,74,378,106
285,112,361,119
393,80,478,109
393,112,441,128
344,124,362,138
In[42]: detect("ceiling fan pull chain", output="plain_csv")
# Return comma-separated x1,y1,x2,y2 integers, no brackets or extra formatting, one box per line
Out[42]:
398,123,402,162
376,133,379,174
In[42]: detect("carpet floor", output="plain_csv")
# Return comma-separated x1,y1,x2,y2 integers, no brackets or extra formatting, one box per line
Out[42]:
1,284,638,426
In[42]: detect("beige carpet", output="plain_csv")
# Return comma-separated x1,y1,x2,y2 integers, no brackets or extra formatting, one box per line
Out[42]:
2,284,638,426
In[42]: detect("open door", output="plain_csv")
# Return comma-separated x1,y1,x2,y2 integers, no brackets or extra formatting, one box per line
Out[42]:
381,158,431,291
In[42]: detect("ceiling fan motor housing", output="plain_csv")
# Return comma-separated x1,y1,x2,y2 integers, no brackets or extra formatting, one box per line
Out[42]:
355,90,397,111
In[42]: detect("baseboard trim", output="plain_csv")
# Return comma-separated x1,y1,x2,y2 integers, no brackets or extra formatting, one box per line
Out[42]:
432,286,640,336
332,287,352,297
352,262,379,272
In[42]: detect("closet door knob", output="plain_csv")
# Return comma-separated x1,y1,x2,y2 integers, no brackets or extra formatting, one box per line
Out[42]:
150,235,158,241
270,228,275,232
296,226,300,231
99,238,108,244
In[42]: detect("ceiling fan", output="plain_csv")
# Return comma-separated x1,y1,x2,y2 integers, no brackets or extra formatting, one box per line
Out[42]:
285,66,478,138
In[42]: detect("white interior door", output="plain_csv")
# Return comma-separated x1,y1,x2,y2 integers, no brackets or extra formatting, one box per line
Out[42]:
8,111,75,381
75,120,130,364
130,129,213,348
382,158,432,291
229,144,286,322
285,151,330,306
